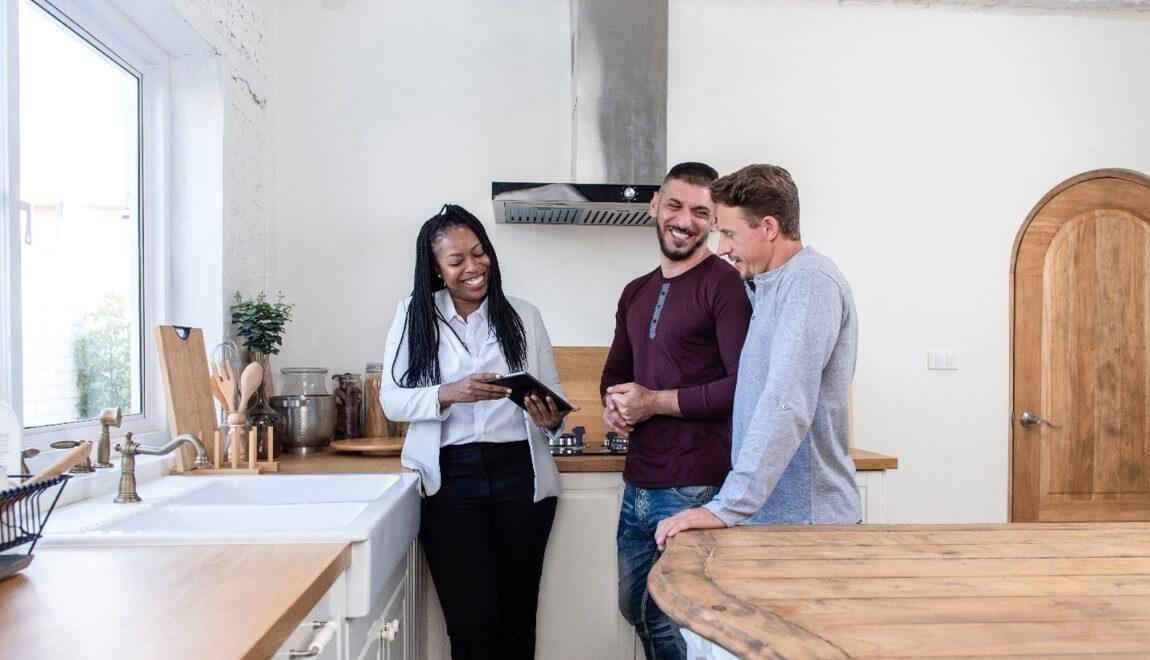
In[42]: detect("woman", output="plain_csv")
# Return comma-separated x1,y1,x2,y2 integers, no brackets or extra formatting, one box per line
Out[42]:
381,204,574,660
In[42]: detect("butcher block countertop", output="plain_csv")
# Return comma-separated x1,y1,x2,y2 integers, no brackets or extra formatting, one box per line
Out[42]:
648,522,1150,658
0,543,349,660
275,446,896,474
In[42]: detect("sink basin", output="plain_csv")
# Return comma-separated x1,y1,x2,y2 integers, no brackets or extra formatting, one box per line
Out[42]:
40,472,422,617
95,502,369,534
169,474,401,505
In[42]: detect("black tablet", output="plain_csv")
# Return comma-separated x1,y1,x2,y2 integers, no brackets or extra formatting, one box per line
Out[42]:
486,372,574,413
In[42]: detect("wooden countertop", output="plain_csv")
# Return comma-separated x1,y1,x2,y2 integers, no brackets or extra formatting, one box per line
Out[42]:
649,522,1150,659
275,447,896,474
0,543,349,660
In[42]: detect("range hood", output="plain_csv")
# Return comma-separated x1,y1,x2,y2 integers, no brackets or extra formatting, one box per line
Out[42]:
493,0,667,226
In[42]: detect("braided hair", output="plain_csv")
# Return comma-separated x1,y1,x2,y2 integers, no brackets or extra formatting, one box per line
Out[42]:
394,204,527,387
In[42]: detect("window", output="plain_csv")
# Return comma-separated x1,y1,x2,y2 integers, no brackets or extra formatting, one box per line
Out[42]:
1,0,167,446
19,0,142,428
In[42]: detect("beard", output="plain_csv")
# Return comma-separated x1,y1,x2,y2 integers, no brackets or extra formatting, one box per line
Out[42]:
656,221,709,262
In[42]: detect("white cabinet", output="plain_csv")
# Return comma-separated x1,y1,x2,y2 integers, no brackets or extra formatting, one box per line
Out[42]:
351,539,423,660
274,573,348,659
537,472,638,660
856,469,887,524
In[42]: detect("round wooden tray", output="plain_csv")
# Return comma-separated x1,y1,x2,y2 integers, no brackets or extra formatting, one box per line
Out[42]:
328,437,405,456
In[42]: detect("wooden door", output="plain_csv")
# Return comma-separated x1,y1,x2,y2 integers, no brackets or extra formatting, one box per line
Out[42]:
1012,169,1150,522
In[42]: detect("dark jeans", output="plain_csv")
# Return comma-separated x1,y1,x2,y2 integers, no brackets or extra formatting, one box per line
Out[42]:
421,440,557,660
617,482,720,660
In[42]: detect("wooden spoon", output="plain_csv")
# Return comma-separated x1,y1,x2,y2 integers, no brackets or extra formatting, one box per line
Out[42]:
238,361,264,413
25,441,93,486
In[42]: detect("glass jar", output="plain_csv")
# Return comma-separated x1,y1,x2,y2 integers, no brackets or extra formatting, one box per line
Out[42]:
280,367,329,396
363,363,387,438
332,373,363,440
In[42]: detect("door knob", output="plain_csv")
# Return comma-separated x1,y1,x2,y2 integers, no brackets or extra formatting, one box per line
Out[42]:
1020,411,1060,429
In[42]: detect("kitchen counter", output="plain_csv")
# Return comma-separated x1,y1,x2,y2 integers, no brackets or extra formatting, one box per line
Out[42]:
648,522,1150,659
0,543,349,660
274,446,897,474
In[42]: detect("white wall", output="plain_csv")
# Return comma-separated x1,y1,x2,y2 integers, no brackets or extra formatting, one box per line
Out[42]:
271,0,655,378
669,0,1150,522
268,0,1150,522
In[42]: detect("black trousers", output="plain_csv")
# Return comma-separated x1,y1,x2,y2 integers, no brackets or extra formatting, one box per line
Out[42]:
421,440,558,660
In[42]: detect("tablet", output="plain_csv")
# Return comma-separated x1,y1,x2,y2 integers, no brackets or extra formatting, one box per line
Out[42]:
486,372,574,413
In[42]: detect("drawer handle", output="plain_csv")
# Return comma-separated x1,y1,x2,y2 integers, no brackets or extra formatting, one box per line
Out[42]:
380,618,400,642
289,620,338,658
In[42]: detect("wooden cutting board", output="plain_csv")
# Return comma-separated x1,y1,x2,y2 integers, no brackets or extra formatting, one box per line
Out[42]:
329,437,404,456
155,325,219,470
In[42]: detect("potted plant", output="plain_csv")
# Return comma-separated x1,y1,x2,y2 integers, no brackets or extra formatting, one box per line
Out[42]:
230,292,294,458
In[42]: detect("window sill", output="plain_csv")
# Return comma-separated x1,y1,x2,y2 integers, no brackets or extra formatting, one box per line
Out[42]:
28,452,176,508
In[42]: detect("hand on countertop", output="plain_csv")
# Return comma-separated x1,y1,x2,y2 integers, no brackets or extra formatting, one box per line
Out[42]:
655,506,725,551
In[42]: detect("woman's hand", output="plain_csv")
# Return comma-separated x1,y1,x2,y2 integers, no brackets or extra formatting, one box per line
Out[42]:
524,394,579,431
438,372,512,407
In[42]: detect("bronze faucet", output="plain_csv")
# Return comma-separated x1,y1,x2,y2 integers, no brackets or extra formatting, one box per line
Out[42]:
113,432,211,503
95,406,122,468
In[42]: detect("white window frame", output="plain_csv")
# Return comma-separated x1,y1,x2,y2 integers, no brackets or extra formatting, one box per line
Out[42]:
0,0,170,450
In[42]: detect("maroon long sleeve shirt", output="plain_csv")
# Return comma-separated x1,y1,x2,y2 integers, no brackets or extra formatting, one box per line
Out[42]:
600,254,752,488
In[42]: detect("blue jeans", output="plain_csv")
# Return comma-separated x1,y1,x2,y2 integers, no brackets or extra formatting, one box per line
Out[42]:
617,482,719,660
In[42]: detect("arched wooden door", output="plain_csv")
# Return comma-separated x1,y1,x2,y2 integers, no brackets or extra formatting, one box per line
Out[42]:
1012,169,1150,522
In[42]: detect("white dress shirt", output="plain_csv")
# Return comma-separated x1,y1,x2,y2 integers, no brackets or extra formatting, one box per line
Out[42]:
435,289,527,447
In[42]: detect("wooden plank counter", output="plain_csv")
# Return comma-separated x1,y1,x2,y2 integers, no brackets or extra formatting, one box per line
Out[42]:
648,523,1150,659
0,543,349,660
275,447,895,474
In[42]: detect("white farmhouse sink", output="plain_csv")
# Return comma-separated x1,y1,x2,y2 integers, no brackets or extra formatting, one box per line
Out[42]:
40,472,421,617
170,474,401,506
96,502,369,534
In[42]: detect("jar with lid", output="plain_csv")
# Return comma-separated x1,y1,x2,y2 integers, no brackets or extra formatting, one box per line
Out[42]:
280,367,329,396
364,362,406,437
364,363,387,438
332,373,363,440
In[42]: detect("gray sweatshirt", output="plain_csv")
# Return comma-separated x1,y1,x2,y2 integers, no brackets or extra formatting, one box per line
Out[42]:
704,247,861,525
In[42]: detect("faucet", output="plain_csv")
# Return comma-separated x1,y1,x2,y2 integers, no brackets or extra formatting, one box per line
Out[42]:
113,432,212,503
20,448,39,476
50,440,95,473
95,406,122,468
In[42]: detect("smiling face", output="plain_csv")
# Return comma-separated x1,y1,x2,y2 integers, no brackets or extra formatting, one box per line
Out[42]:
715,204,774,280
432,225,491,316
651,178,714,262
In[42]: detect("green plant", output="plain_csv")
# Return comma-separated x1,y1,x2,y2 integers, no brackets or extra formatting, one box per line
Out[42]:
74,293,132,418
230,291,294,355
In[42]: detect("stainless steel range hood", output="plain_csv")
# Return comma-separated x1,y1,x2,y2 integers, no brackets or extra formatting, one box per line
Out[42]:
493,0,666,226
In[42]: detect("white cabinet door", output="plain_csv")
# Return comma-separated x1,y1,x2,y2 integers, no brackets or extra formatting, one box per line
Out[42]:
855,469,887,523
273,573,347,660
353,542,420,660
536,472,637,660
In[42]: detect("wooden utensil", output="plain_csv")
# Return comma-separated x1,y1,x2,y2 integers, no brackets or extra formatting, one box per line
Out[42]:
238,361,263,413
209,370,231,412
155,326,220,469
215,360,238,412
25,441,92,486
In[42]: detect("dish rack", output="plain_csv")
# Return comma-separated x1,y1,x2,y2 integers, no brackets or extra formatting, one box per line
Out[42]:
0,474,71,580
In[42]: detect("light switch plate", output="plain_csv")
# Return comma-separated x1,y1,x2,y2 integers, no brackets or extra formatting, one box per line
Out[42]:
927,350,959,371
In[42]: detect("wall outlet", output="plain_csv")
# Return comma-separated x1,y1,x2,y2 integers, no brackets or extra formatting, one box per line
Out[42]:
927,350,959,371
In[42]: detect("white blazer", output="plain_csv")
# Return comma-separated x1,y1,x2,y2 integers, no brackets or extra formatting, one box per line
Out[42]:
380,294,564,501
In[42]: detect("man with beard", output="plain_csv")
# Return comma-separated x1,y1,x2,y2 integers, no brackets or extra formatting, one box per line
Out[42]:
600,162,751,660
654,164,860,549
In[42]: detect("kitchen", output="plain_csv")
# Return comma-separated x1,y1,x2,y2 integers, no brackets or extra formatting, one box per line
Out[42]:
2,0,1150,658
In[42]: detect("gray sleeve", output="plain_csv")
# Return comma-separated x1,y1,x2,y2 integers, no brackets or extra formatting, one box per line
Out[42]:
704,270,843,526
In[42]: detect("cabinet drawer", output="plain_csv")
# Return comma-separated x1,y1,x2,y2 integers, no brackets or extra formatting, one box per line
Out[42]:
274,574,346,659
